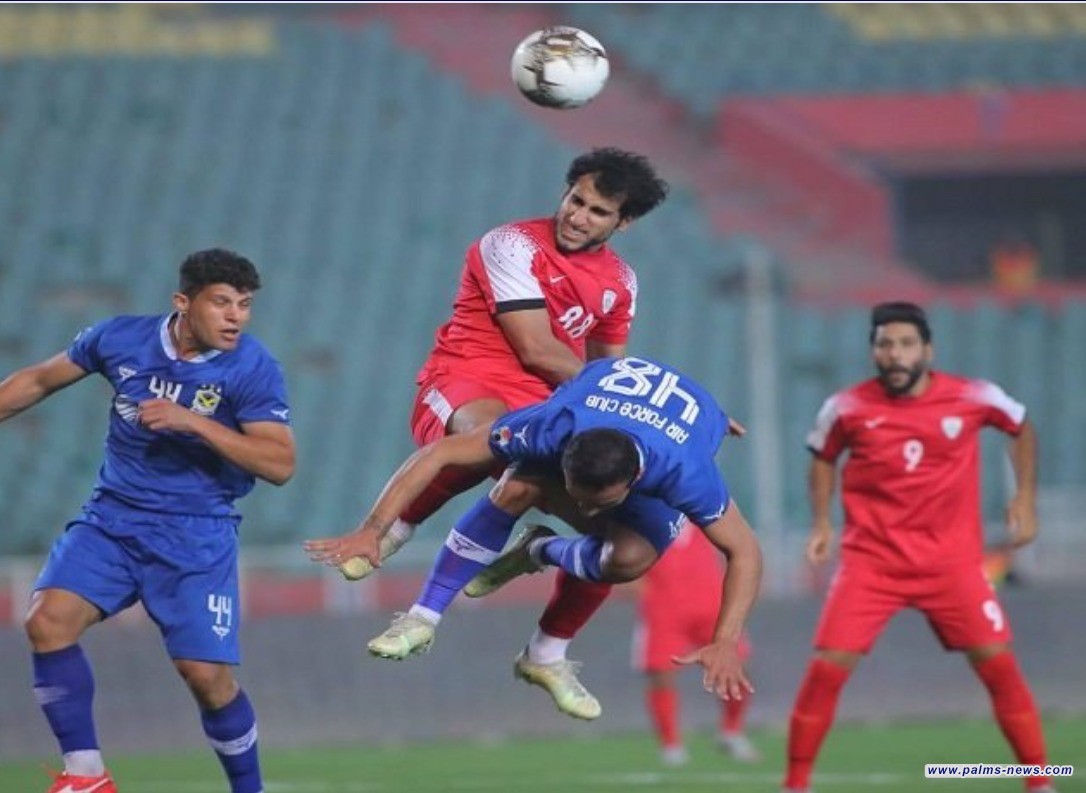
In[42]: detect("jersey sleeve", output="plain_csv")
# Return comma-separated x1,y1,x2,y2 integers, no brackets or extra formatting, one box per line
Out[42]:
588,260,637,345
478,226,546,314
670,460,731,528
487,402,572,463
66,319,114,374
232,352,292,425
806,393,848,461
968,379,1027,434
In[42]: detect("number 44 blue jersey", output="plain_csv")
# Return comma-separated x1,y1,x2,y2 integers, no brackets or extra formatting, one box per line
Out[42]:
68,313,291,517
488,356,731,527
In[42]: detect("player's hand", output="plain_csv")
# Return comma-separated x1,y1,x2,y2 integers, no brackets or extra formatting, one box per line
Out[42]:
726,417,747,438
1005,495,1039,548
673,638,753,701
806,521,835,565
304,527,382,570
138,398,196,433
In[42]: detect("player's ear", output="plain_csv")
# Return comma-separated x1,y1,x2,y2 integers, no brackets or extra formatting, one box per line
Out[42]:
616,216,633,233
172,291,190,315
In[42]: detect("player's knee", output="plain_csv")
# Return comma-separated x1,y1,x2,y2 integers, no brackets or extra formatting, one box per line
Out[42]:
601,540,656,583
175,660,238,710
24,598,84,650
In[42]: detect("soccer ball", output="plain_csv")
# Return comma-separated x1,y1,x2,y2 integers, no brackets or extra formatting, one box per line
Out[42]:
510,26,609,109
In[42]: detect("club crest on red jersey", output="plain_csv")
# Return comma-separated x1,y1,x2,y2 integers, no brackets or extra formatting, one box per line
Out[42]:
601,289,617,314
941,416,963,439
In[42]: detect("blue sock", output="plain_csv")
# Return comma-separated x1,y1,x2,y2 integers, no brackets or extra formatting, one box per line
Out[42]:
32,645,99,754
537,535,606,581
202,689,262,793
415,498,518,617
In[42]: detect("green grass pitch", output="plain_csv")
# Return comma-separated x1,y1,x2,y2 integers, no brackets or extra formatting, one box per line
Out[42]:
4,716,1083,792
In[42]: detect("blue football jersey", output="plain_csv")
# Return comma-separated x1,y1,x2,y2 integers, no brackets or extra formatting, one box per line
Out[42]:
67,313,291,517
488,356,731,526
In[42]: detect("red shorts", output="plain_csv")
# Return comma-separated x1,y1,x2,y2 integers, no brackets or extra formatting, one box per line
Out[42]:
632,605,752,673
410,370,548,446
814,560,1012,653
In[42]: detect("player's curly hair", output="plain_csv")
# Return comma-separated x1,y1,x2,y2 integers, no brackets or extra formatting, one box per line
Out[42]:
562,428,641,490
179,249,262,298
566,148,669,221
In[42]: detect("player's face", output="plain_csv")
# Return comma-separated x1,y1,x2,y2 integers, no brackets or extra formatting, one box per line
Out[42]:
872,321,932,396
173,284,253,353
554,174,632,253
564,476,632,517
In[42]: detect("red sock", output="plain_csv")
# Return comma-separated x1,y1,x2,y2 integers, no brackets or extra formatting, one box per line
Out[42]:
974,652,1049,790
784,658,852,791
721,689,750,735
647,685,680,748
399,466,490,524
537,570,612,639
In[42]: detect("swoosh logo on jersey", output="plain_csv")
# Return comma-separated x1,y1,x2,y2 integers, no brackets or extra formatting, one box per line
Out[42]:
549,275,567,284
53,779,112,793
864,416,886,429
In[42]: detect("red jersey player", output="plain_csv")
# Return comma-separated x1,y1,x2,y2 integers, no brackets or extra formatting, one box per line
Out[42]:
633,522,759,766
781,302,1055,793
326,148,669,720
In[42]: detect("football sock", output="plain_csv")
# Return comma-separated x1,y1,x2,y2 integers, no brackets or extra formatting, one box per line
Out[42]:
415,498,517,615
202,689,262,793
537,571,612,642
400,466,490,524
647,685,681,748
722,687,751,735
386,519,416,547
32,645,102,774
526,628,571,665
533,535,606,581
784,657,852,791
974,652,1049,789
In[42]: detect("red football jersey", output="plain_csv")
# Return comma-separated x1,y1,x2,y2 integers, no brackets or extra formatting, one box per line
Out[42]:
641,522,724,617
807,372,1026,571
418,217,637,401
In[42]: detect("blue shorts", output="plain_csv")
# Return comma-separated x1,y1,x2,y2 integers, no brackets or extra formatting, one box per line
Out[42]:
35,495,242,664
609,493,689,555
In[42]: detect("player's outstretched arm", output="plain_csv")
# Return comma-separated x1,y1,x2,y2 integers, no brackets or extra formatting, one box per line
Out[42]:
806,456,838,564
674,500,762,701
1005,417,1039,548
304,425,500,569
0,352,89,424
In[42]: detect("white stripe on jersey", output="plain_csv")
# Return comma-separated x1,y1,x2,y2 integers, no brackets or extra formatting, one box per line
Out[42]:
969,380,1027,426
480,226,544,303
806,393,844,452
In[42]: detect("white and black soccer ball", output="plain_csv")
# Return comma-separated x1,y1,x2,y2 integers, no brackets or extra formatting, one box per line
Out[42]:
510,26,609,109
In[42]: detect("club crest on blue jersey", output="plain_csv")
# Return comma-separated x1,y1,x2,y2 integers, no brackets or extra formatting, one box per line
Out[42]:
191,384,224,417
492,425,513,448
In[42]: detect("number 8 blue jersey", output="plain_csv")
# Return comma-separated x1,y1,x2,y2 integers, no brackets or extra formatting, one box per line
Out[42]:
488,357,731,527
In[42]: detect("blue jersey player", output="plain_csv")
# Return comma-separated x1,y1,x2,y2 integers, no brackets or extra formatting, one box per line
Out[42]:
307,356,761,718
2,250,295,793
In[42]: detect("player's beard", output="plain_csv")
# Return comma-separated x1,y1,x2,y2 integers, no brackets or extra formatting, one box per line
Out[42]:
877,361,926,396
555,217,612,253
